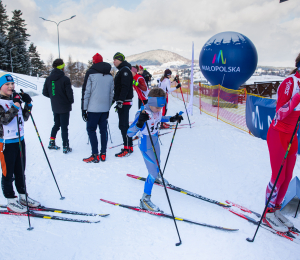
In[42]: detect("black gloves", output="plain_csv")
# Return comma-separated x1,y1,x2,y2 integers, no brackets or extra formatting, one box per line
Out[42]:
19,92,32,103
82,110,88,122
136,111,150,128
170,113,183,123
114,100,123,111
12,92,22,105
176,83,181,89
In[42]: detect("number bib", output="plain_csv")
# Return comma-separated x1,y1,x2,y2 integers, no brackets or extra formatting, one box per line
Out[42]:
140,108,162,136
0,99,24,139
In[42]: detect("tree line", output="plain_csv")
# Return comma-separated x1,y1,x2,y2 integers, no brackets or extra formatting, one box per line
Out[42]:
0,1,91,87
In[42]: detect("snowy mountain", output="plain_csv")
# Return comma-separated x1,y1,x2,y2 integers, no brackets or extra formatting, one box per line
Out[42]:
126,49,191,66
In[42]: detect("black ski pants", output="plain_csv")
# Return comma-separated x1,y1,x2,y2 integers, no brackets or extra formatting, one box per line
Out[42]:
1,140,26,198
117,105,132,147
87,112,108,155
51,112,70,146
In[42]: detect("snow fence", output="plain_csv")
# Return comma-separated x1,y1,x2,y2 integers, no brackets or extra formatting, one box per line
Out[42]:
171,83,273,133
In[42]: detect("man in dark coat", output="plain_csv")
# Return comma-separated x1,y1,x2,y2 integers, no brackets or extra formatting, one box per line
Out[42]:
43,58,74,154
113,52,133,157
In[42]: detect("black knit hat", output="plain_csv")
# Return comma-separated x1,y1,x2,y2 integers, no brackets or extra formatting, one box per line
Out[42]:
52,58,64,69
164,69,172,77
113,52,125,62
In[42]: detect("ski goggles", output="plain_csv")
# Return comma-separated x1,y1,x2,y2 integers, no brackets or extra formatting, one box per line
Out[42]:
148,97,166,107
0,74,14,88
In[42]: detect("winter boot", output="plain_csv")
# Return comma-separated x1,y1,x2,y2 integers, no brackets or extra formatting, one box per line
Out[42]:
128,146,134,154
7,197,27,213
19,194,41,208
140,193,161,212
156,175,169,186
115,148,130,158
262,207,289,232
274,209,294,228
83,154,100,163
48,139,60,150
63,144,72,154
100,153,106,162
160,123,170,129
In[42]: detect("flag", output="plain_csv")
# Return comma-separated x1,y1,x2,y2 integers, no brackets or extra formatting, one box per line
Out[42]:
187,42,194,116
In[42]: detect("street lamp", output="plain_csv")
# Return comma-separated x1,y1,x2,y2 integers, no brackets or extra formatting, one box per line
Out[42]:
9,46,17,73
39,15,76,58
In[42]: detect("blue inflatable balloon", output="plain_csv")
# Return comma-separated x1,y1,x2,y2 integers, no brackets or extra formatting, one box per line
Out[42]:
199,31,258,90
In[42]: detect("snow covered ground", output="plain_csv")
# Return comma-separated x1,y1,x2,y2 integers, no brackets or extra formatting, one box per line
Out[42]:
0,75,300,260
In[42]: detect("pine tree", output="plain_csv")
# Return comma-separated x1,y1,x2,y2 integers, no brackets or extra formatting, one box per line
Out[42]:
0,0,8,35
44,53,54,76
7,10,30,74
66,55,76,84
0,32,9,70
28,42,46,76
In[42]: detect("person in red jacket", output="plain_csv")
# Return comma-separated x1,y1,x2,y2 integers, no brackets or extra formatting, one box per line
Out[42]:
131,66,149,109
263,53,300,232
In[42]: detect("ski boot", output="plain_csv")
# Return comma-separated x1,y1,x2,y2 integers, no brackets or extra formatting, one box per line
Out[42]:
83,154,100,163
19,194,41,208
160,123,170,129
262,207,289,232
140,193,161,212
63,143,72,154
274,206,294,228
100,153,106,162
156,175,169,186
7,197,27,213
128,146,134,154
48,139,60,150
115,148,130,157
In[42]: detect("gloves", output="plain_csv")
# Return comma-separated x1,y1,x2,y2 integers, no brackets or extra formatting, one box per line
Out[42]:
136,111,150,128
19,92,32,103
82,110,88,122
12,92,22,105
170,113,183,124
114,100,123,111
176,83,181,89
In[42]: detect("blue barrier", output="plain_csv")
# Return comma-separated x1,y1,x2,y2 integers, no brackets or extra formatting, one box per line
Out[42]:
11,74,37,90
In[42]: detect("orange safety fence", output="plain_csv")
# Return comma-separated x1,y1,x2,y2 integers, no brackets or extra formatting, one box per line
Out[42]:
171,83,249,132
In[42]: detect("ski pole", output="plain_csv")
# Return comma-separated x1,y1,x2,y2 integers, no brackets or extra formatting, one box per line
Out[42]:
295,200,300,218
179,87,191,128
107,122,113,143
162,112,183,174
144,118,182,246
20,91,65,200
247,115,300,243
16,114,33,231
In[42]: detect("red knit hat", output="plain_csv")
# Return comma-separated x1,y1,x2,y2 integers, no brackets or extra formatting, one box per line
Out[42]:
93,53,103,64
139,65,143,70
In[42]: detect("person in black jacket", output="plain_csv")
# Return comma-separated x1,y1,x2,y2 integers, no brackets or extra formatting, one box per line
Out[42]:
113,52,133,157
43,58,74,154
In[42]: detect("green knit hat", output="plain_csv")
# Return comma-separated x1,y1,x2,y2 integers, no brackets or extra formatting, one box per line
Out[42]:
113,52,125,62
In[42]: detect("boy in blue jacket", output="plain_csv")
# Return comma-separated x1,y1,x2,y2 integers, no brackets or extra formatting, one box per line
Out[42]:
127,87,183,212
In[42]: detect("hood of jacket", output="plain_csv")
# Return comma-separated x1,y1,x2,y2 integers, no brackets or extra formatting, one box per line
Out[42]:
117,60,132,70
48,68,65,81
90,62,112,74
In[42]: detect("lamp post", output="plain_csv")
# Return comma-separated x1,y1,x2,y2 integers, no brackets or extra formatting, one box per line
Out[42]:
9,46,17,73
39,15,76,58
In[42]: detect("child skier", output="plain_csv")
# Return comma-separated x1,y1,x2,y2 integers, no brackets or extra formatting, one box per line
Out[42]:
127,87,183,211
0,72,40,213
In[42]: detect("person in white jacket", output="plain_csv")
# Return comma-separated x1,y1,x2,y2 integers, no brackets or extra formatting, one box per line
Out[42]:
158,69,181,127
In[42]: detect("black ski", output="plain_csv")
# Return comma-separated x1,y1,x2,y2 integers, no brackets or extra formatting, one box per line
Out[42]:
127,174,230,207
109,131,172,149
0,210,100,223
100,199,238,231
0,205,109,217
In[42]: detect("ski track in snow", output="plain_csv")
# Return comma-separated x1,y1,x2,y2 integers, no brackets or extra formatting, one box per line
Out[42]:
0,80,299,260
